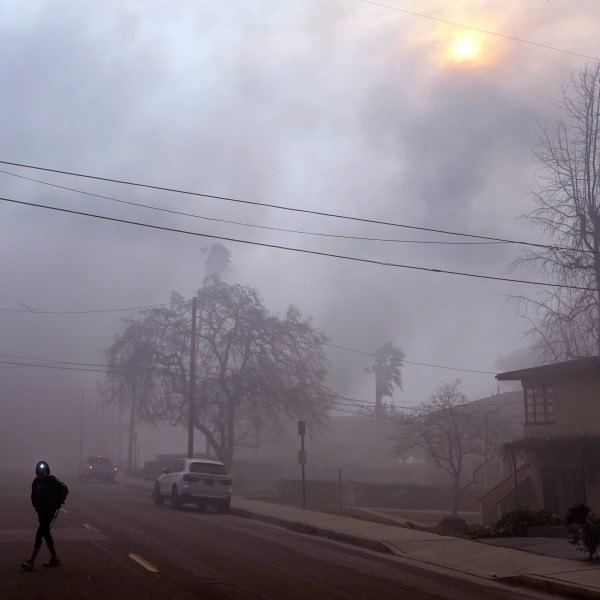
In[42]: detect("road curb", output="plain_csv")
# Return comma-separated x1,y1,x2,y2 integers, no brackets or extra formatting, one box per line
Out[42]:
508,574,600,600
230,507,394,555
231,506,600,600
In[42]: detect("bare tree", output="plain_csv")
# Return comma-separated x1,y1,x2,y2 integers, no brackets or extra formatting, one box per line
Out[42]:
103,282,331,467
395,380,508,517
102,293,191,472
365,342,405,417
513,62,600,360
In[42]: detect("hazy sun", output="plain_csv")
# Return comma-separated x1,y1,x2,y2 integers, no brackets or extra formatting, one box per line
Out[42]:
449,37,481,62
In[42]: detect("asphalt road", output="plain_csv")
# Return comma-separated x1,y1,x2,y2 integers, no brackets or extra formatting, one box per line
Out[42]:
0,472,563,600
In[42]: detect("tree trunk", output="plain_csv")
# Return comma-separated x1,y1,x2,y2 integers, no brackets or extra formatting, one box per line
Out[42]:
594,254,600,355
451,477,460,517
127,398,136,474
375,378,384,418
225,404,235,468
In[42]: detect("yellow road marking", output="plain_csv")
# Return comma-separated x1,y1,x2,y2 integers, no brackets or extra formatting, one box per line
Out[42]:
128,553,159,573
82,523,100,532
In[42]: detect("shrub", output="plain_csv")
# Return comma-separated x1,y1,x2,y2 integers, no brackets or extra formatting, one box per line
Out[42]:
566,504,600,560
466,507,564,539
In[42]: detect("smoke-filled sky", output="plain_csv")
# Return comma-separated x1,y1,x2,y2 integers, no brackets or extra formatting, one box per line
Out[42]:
1,0,599,438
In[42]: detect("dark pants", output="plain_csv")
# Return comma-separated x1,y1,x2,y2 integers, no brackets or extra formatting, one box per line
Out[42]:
34,508,56,549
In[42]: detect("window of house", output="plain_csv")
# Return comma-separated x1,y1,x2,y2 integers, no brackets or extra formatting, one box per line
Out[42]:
524,385,554,424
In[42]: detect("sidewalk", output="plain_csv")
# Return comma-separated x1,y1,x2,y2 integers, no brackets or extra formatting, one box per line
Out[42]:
121,477,600,599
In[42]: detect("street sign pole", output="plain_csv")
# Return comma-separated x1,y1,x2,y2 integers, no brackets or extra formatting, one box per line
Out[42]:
298,420,306,509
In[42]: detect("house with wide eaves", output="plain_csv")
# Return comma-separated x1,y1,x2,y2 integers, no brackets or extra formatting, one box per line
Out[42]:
480,357,600,523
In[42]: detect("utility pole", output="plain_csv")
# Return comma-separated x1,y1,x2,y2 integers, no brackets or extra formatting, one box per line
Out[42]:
127,396,136,474
513,450,519,509
79,389,84,463
188,296,198,459
117,399,123,466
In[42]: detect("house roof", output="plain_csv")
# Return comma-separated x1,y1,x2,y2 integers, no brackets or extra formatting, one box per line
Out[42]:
469,391,522,407
496,356,600,382
468,391,524,430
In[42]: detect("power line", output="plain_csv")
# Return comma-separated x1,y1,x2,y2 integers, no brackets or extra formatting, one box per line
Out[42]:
356,0,600,62
333,394,524,413
319,388,523,413
0,352,180,374
3,195,597,291
0,169,509,247
0,384,92,394
331,404,403,421
0,293,533,377
0,300,497,374
0,352,522,408
0,160,591,255
0,368,521,417
331,404,524,420
0,352,83,364
0,352,113,368
0,299,186,315
0,359,111,374
323,342,495,374
0,340,498,378
0,357,168,376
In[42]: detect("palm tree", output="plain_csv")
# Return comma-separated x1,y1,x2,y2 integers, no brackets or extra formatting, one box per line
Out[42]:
365,342,405,417
203,243,232,282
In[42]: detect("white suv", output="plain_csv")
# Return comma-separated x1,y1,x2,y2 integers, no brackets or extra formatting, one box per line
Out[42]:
152,458,232,513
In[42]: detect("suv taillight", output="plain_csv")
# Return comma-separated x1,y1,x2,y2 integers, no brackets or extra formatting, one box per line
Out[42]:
183,474,199,482
220,478,232,486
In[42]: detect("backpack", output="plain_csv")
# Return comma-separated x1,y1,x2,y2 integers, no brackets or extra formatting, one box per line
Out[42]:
56,479,69,506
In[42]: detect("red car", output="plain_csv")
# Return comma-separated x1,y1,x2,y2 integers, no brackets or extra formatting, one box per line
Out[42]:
78,455,119,482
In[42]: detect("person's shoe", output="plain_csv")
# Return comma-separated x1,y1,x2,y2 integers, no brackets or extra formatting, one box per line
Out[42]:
43,557,60,567
20,560,34,571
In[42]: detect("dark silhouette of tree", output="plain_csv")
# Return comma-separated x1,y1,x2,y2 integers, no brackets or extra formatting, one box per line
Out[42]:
102,283,330,467
512,63,600,360
365,342,404,417
395,380,509,516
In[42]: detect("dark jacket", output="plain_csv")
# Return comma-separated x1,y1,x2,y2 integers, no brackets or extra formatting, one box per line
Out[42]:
31,475,68,512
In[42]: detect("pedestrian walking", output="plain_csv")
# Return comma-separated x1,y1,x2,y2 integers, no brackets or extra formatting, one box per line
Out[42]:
21,461,69,571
